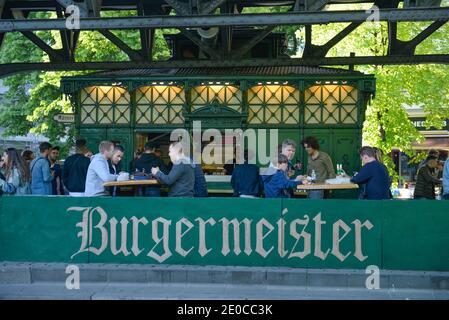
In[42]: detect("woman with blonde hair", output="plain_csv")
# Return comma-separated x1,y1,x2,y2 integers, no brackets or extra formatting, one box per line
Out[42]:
372,147,383,163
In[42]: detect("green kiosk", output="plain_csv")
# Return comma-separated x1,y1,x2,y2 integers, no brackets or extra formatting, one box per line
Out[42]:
61,33,375,197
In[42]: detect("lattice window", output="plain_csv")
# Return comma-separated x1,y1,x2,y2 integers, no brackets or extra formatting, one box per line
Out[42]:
304,84,358,124
135,86,185,124
191,85,242,112
80,86,130,125
247,85,300,124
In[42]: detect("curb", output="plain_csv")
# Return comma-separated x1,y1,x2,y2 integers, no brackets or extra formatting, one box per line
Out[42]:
1,262,449,290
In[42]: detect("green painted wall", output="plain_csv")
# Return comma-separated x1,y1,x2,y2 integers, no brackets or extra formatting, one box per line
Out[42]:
1,197,448,271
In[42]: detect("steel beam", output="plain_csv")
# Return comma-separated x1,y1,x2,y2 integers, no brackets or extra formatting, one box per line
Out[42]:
179,29,221,59
306,0,328,11
399,20,446,54
200,0,228,14
1,54,448,77
219,1,233,57
0,0,5,16
231,26,276,59
55,5,76,61
303,22,362,58
137,3,161,62
56,0,88,17
99,30,144,61
21,31,65,62
87,0,103,17
1,8,448,32
12,10,65,62
139,28,154,61
164,0,190,15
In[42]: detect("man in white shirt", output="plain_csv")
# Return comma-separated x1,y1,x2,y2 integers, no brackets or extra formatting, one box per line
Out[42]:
84,141,118,197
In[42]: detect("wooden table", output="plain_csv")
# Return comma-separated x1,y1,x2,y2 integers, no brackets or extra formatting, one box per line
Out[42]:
104,179,160,196
296,183,359,190
103,179,160,187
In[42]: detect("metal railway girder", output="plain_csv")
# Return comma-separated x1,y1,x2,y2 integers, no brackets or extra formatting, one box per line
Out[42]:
0,2,447,72
0,8,448,32
1,54,448,77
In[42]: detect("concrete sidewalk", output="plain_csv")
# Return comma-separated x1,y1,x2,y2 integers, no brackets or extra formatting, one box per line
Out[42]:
1,262,448,300
1,282,448,300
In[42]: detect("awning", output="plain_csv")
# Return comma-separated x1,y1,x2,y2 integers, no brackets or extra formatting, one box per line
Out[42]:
412,137,449,151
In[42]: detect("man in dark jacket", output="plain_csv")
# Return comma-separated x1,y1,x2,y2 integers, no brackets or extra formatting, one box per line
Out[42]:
192,160,208,197
151,142,194,197
231,149,263,198
350,146,391,200
62,139,91,196
414,159,442,200
135,142,169,197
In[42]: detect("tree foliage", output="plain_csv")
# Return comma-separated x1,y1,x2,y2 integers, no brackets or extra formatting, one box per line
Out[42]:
0,11,171,155
295,3,449,180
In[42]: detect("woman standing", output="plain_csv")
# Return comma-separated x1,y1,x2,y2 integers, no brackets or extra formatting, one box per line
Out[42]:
0,148,31,195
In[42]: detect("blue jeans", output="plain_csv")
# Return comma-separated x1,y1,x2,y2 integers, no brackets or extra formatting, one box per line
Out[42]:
308,190,324,199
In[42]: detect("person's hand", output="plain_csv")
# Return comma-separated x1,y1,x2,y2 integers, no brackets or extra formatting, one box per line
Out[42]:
295,175,305,181
302,179,311,185
287,170,295,178
151,167,159,176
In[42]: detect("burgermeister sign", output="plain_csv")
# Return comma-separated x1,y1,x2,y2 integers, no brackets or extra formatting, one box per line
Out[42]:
67,205,376,267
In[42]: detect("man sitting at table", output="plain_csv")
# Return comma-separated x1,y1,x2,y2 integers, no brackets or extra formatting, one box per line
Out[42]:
151,142,194,197
84,141,118,197
135,142,169,197
231,149,263,198
350,146,391,200
262,154,306,198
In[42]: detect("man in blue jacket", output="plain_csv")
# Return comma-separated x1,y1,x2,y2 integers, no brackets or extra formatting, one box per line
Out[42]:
30,142,54,195
350,146,391,200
